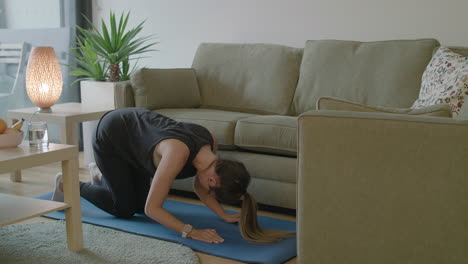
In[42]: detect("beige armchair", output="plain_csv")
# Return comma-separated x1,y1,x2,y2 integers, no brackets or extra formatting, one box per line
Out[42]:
297,110,468,264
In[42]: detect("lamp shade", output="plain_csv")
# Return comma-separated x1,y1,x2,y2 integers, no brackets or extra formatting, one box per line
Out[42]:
25,47,63,112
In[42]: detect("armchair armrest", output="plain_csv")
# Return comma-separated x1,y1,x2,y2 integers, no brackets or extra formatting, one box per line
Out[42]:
130,68,201,110
114,80,135,109
297,110,468,264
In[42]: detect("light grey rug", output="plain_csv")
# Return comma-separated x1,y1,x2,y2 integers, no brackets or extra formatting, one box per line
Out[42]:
0,221,199,264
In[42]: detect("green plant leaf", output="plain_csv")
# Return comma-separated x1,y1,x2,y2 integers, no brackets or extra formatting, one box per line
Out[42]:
101,19,112,50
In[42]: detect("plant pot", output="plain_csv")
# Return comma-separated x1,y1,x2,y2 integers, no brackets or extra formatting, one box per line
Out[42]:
80,80,118,165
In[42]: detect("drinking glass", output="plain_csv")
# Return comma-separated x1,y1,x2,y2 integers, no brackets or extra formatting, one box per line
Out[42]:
28,121,49,149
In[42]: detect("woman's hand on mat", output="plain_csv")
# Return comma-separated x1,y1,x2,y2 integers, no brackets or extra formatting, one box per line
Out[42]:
222,212,241,223
189,229,224,244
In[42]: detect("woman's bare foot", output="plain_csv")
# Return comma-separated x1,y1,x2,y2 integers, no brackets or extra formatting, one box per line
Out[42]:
52,173,64,202
88,163,103,185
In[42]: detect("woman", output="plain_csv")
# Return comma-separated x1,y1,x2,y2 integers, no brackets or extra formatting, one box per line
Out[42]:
53,108,293,244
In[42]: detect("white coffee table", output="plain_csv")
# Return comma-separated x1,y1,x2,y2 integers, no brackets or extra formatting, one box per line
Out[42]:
7,102,112,182
0,143,83,251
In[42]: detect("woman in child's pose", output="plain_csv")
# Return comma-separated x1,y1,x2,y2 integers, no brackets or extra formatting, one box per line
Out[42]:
53,108,293,244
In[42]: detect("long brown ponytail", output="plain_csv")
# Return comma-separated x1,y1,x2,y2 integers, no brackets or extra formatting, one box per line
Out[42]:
239,192,295,243
214,159,295,243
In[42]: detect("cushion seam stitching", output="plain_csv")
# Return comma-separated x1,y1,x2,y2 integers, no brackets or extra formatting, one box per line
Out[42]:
236,143,296,152
238,121,297,129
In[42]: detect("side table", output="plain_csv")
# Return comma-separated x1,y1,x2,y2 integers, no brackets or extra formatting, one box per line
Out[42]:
7,102,112,182
0,143,83,251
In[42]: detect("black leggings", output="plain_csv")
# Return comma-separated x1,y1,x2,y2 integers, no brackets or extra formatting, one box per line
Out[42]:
79,153,151,218
79,118,152,218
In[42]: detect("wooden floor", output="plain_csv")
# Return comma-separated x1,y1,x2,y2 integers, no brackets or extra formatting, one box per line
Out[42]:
0,152,296,264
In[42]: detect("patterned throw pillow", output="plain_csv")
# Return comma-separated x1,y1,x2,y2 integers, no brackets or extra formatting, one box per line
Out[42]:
411,47,468,117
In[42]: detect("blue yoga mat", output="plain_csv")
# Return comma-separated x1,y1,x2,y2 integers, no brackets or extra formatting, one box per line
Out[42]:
35,192,296,264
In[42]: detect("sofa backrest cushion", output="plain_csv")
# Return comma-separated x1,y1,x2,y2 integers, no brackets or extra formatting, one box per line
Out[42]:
131,68,201,109
291,39,440,115
448,46,468,56
192,43,302,115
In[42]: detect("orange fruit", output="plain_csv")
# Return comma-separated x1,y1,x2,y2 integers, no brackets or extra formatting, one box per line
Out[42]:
0,118,7,134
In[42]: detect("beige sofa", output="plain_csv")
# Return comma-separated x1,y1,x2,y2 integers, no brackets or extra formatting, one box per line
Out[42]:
113,38,459,210
114,39,468,263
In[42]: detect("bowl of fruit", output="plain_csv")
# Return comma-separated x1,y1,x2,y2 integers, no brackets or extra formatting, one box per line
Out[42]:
0,118,25,149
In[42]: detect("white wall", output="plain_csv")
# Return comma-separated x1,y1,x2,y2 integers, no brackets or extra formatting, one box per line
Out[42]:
93,0,468,68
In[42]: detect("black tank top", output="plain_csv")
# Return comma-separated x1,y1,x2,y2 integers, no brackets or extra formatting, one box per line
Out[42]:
94,108,214,179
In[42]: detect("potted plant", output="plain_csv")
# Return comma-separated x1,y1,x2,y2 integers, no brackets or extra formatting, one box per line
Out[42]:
71,11,156,82
68,11,157,164
69,10,157,106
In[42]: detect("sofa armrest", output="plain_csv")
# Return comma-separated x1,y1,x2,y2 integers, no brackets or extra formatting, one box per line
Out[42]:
130,68,201,110
114,80,135,109
297,110,468,264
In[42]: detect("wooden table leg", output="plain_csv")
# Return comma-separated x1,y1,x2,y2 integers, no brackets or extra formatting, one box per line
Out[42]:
62,157,83,251
60,121,78,145
9,118,21,182
10,171,21,182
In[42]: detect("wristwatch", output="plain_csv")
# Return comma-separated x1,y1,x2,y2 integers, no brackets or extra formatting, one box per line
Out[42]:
181,224,193,238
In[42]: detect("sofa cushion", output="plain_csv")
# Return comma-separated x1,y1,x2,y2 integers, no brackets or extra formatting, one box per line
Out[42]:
318,97,452,117
131,68,201,109
411,47,468,117
235,116,297,157
449,46,468,57
192,43,302,115
292,39,440,115
218,151,297,185
155,108,258,149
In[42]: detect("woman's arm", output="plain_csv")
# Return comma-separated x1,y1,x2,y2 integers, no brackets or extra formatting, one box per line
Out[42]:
194,176,241,223
145,139,189,233
145,139,224,243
